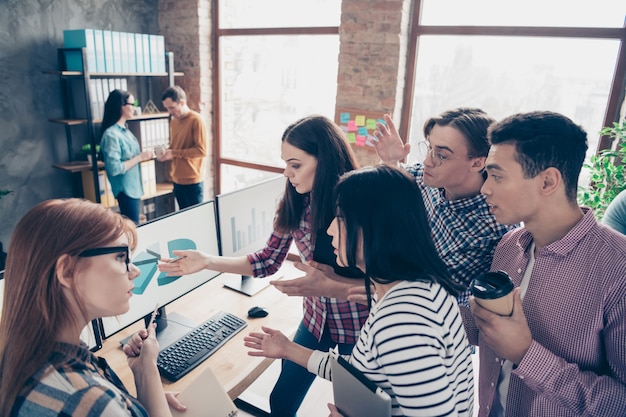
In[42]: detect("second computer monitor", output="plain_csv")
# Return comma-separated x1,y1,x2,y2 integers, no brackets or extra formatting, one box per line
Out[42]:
216,175,286,295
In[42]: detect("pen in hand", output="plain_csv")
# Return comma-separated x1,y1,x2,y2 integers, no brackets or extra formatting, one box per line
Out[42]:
147,303,159,330
167,256,187,263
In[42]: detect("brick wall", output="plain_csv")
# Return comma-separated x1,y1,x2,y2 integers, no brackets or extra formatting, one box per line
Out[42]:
337,0,411,166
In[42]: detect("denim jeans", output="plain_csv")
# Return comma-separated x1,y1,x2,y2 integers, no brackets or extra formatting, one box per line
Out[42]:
173,181,204,210
116,191,140,224
269,321,354,417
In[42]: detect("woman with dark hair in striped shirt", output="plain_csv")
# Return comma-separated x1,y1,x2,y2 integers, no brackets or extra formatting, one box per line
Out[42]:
245,164,474,416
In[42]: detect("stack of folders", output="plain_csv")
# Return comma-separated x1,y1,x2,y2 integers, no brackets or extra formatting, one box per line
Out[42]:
128,118,170,150
63,29,166,74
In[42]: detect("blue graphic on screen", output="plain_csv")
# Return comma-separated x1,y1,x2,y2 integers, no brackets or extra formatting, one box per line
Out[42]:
132,239,197,294
100,201,221,339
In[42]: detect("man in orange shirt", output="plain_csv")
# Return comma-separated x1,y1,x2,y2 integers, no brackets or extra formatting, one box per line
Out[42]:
159,86,208,209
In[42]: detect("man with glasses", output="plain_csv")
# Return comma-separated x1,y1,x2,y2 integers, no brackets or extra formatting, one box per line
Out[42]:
374,108,514,305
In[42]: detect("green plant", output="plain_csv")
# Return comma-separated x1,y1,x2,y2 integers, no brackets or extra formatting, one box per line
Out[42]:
81,143,101,154
578,121,626,220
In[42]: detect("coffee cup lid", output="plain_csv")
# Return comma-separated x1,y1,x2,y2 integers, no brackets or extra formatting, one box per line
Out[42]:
470,270,514,299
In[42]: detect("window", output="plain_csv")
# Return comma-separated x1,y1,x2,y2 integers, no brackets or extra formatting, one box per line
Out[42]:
215,0,342,192
404,0,626,185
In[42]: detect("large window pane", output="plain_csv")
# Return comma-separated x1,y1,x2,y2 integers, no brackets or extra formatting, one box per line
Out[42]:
408,36,620,183
220,35,339,167
420,0,625,27
220,164,282,194
219,0,341,28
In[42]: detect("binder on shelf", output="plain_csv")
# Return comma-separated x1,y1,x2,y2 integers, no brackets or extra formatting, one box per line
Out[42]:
89,80,102,121
63,29,97,72
140,160,157,197
93,29,105,72
111,31,122,73
134,33,145,73
128,118,170,151
142,34,151,72
82,170,116,208
155,35,166,73
119,32,129,73
149,34,166,73
103,30,114,73
126,32,136,73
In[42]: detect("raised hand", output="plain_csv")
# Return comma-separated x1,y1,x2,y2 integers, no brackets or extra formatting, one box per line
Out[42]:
373,114,411,165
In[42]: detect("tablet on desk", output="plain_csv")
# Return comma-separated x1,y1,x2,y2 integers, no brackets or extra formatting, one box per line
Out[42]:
330,354,391,417
170,367,238,417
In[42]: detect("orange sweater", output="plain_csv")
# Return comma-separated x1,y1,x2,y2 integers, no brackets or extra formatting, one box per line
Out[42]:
169,110,208,184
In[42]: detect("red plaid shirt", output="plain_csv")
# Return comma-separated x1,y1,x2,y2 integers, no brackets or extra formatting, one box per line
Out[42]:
247,194,368,343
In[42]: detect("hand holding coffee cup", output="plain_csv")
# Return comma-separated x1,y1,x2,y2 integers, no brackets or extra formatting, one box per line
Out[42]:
470,270,515,316
154,144,168,158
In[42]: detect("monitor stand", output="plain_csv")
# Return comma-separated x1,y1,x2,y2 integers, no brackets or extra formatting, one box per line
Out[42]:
223,274,278,297
119,307,198,350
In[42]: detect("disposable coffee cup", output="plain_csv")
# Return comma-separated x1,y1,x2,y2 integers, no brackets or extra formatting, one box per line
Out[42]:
154,144,168,158
470,270,515,316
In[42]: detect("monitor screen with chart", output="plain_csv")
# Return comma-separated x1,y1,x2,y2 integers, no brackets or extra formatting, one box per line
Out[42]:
99,201,222,342
216,175,287,295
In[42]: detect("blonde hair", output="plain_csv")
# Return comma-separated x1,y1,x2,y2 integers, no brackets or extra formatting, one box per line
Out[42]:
0,199,137,416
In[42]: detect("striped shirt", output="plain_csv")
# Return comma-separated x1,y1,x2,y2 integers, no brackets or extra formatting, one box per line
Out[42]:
309,280,475,416
404,164,514,305
462,208,626,416
247,194,368,344
13,342,147,417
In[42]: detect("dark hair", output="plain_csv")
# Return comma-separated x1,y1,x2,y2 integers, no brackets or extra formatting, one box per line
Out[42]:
0,199,137,416
161,85,187,102
488,111,588,202
334,165,462,306
274,115,359,242
100,89,131,137
423,108,495,157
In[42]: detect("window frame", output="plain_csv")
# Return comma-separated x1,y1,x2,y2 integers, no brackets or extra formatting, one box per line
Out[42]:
212,0,340,194
399,1,626,154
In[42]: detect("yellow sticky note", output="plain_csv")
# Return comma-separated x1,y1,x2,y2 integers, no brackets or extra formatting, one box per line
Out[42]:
355,115,365,126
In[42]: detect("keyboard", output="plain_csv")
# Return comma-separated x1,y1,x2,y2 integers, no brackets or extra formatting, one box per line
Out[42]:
156,311,247,381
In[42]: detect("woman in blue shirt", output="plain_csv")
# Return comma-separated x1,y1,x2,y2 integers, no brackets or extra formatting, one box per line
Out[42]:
100,90,153,224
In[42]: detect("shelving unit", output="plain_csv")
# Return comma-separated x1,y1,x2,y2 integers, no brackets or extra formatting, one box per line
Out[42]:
47,47,182,220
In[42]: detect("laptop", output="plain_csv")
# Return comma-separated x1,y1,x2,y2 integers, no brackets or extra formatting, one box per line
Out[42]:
170,367,238,417
330,354,392,417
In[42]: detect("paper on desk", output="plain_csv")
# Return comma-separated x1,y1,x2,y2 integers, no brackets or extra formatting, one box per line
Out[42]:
170,367,238,417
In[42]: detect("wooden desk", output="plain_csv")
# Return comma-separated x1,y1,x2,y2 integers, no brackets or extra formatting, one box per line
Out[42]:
98,261,303,400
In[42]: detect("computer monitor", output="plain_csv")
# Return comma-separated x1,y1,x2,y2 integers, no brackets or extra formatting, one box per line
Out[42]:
216,175,286,296
0,270,102,351
100,201,222,347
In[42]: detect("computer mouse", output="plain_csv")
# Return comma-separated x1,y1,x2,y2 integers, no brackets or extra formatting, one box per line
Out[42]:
247,306,269,318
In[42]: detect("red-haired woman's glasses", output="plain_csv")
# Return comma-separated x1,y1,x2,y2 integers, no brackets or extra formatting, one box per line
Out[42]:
79,246,130,272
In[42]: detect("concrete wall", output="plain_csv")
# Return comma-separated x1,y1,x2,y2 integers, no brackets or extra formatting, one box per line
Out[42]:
0,0,160,262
